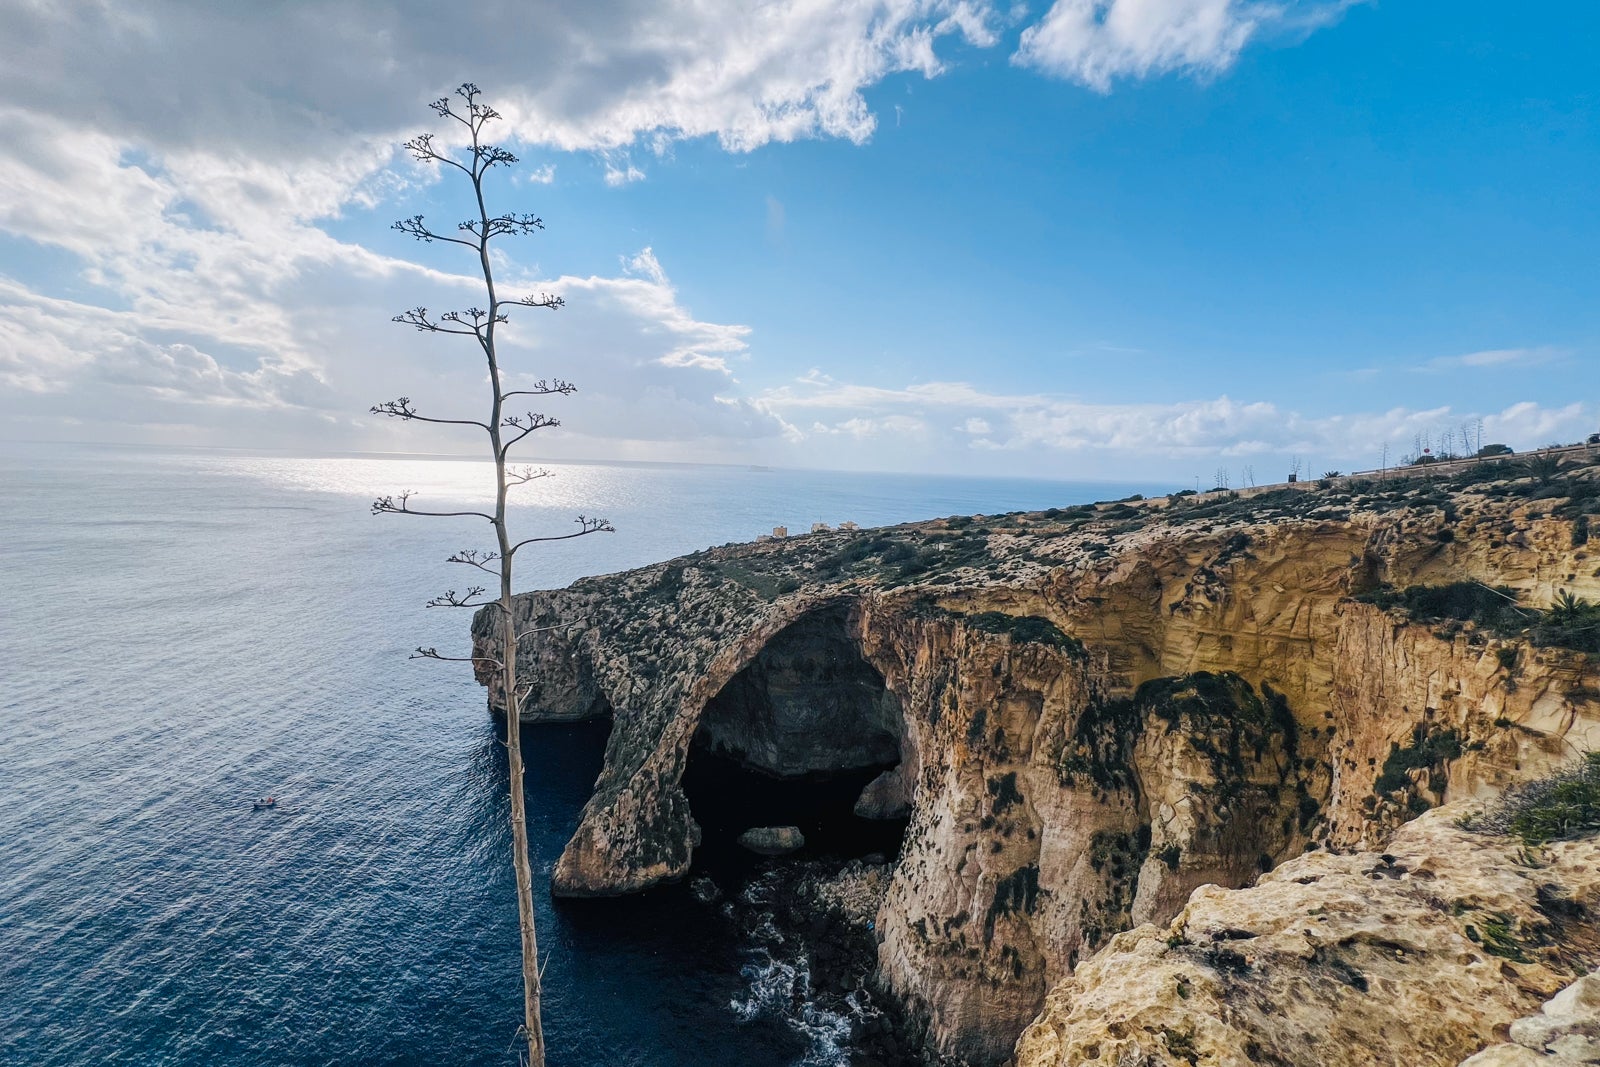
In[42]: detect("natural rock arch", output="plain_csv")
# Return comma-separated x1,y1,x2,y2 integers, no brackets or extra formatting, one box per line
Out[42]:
682,603,913,864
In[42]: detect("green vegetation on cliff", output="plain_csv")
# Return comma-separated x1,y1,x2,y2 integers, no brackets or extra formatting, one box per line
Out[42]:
1473,752,1600,845
964,612,1086,656
1355,582,1600,654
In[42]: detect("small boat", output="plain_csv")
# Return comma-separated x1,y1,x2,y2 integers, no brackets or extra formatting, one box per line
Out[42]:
253,797,277,810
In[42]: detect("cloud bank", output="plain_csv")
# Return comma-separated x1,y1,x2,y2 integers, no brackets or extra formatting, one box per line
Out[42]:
0,0,1443,479
754,370,1593,476
1014,0,1354,90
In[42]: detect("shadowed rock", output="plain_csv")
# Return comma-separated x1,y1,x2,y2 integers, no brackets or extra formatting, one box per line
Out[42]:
737,826,806,855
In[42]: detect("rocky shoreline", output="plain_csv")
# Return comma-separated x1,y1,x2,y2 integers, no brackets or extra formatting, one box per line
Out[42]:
695,855,923,1067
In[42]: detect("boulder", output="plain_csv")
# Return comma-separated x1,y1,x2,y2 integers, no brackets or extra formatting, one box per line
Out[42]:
1462,971,1600,1065
854,767,911,820
737,825,805,856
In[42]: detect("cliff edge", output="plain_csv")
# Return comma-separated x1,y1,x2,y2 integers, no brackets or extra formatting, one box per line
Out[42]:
473,453,1600,1065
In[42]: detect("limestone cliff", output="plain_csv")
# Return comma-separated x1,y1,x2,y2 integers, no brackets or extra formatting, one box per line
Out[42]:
472,454,1600,1064
1012,803,1600,1067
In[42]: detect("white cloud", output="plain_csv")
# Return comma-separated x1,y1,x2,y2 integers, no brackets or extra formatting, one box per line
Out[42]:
1426,346,1563,371
764,370,1041,411
1,1,1003,161
754,371,1595,472
602,158,647,187
0,0,1356,467
810,414,931,439
1014,0,1352,91
0,237,784,453
0,0,1343,171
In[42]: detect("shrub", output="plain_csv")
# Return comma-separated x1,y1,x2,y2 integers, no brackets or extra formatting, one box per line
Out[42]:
1471,753,1600,844
1520,455,1564,486
1353,582,1530,633
878,541,917,564
1530,591,1600,654
964,612,1086,656
1375,728,1461,795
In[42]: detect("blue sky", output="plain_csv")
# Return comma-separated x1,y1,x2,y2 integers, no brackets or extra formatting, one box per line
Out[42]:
1,0,1595,481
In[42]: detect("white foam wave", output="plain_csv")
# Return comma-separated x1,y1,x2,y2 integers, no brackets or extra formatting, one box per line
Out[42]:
730,947,873,1067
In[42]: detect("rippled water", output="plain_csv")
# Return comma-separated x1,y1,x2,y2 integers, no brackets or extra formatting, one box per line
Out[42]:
0,443,1156,1066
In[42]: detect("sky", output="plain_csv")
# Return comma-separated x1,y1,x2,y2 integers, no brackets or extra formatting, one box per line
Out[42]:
0,0,1596,483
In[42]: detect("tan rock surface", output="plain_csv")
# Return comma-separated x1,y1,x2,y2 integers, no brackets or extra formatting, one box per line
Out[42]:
1014,806,1600,1067
1462,970,1600,1065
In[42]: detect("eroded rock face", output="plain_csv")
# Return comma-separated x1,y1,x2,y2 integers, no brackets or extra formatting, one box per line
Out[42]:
473,460,1600,1062
1013,805,1600,1067
697,605,902,778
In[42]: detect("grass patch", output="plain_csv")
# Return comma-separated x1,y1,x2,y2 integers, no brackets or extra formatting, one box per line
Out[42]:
1465,913,1531,962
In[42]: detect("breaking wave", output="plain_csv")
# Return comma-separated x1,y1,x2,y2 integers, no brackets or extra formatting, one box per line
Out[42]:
729,869,879,1066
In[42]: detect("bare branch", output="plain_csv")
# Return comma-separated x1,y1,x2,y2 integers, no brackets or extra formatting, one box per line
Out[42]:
404,130,439,159
506,292,565,311
507,466,552,486
474,144,519,176
503,379,576,399
509,515,615,557
400,133,473,178
515,623,563,642
439,308,507,333
371,490,494,522
392,215,479,250
460,213,546,241
411,645,502,668
500,412,561,453
391,306,481,336
446,548,503,574
370,397,490,430
1471,580,1539,617
426,586,488,608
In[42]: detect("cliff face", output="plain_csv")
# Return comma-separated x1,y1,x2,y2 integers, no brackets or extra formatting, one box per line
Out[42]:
473,458,1600,1064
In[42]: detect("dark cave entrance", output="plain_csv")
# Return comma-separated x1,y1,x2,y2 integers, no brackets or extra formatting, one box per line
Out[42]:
682,605,911,876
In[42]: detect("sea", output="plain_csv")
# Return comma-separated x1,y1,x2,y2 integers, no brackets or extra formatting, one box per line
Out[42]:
0,443,1161,1067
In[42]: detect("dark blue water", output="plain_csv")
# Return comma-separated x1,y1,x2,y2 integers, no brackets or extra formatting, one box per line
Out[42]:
0,444,1159,1066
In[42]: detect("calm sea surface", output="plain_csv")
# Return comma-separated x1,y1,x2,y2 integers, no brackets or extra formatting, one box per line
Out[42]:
0,444,1159,1066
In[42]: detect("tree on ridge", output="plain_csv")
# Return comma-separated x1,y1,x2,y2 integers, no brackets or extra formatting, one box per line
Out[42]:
370,83,612,1067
